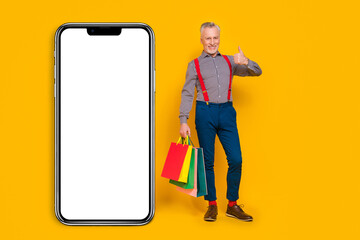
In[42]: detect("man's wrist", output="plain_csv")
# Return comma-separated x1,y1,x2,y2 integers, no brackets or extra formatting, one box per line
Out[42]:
180,116,188,124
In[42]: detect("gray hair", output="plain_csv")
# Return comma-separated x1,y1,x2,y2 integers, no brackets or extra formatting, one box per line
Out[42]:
200,22,220,36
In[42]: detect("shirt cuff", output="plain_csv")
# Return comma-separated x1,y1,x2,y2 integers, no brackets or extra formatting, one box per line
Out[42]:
247,59,255,70
180,116,188,124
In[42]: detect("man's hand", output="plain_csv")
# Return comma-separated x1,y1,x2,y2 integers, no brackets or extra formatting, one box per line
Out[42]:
180,123,191,138
234,46,249,65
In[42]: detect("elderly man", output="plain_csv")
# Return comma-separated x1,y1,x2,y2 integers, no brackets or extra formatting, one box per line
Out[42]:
179,22,262,222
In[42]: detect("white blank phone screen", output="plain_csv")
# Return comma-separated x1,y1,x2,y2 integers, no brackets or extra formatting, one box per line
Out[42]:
60,28,149,220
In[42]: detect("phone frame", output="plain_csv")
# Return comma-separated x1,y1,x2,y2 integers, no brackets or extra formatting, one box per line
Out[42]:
54,22,155,226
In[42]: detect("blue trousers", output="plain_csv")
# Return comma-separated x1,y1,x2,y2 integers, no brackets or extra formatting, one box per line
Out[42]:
195,101,243,202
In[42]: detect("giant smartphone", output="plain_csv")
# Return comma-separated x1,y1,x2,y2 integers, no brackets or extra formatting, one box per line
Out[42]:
54,23,155,225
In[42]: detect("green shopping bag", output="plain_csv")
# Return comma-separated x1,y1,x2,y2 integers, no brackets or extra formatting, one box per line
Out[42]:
196,147,208,197
176,148,198,197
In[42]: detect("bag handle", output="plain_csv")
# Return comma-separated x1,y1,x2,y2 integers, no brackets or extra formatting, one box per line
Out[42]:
187,136,195,146
177,136,189,146
177,136,195,146
182,136,189,145
176,137,184,145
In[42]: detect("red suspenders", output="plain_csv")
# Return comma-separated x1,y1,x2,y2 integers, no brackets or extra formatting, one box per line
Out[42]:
194,55,233,105
223,55,233,101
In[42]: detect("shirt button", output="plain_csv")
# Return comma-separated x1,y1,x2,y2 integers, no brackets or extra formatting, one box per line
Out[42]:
219,96,221,98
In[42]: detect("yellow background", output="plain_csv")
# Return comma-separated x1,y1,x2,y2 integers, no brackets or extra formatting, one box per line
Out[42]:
1,0,360,239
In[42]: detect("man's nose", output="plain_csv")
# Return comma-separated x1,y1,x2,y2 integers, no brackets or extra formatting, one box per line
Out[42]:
210,39,214,45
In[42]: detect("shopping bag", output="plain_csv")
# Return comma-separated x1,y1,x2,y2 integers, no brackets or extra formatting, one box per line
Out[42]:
176,148,198,197
161,137,191,181
196,147,208,197
170,143,196,189
176,136,193,183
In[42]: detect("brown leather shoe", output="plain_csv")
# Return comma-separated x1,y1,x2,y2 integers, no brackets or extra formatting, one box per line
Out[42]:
204,205,218,221
226,204,253,222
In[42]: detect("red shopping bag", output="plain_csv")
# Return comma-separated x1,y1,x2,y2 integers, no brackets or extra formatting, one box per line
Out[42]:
161,137,191,181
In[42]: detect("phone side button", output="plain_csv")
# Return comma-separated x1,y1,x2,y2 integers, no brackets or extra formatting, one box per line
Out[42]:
54,83,56,98
54,65,56,81
154,70,156,93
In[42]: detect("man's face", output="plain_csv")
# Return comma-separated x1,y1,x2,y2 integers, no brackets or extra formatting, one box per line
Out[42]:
200,27,220,57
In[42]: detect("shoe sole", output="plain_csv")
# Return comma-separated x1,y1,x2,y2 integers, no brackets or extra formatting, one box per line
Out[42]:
204,217,216,222
226,213,253,222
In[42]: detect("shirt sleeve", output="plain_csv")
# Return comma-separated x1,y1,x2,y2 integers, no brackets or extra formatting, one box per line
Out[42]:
179,61,197,124
230,56,262,76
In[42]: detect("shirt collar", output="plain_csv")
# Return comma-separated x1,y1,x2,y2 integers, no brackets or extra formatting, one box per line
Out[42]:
199,50,222,59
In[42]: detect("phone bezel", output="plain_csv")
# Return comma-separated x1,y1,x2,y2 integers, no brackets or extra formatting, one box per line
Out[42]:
54,22,155,226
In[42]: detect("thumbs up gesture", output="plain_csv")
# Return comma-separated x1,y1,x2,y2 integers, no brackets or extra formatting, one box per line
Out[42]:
234,46,249,65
